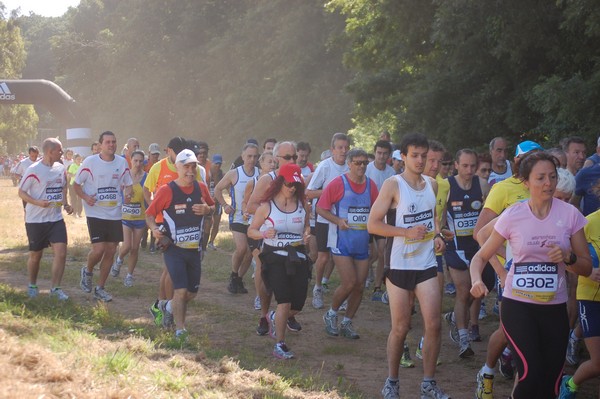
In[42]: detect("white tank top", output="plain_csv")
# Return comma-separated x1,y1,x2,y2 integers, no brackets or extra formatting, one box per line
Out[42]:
263,200,305,249
389,175,437,271
230,165,259,224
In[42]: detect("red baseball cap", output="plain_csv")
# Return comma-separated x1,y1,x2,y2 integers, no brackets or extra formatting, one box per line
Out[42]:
278,163,303,184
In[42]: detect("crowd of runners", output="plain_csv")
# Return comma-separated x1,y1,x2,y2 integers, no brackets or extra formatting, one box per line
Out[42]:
14,129,600,398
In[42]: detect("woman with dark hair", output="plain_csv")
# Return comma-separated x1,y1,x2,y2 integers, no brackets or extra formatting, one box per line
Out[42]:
470,152,592,399
247,163,310,359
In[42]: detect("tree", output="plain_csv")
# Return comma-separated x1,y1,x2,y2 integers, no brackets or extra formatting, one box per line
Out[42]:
0,5,38,153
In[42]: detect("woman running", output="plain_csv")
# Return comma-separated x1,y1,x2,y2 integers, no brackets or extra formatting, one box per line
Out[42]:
247,163,310,359
111,150,147,287
470,152,592,399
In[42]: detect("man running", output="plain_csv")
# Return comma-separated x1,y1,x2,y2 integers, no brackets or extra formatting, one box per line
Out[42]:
74,131,133,302
19,138,72,300
215,142,260,294
368,133,449,399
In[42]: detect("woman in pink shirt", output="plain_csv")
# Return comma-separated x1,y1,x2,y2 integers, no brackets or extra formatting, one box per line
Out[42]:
470,152,592,399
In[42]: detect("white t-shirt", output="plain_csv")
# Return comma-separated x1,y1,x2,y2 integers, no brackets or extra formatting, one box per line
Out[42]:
20,161,67,223
15,158,36,176
75,154,133,220
306,157,349,223
366,161,395,190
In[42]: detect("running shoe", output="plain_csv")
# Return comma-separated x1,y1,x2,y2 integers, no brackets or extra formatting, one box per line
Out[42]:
50,287,69,301
175,329,189,344
558,375,577,399
268,310,277,339
444,312,459,344
444,283,456,296
123,274,134,287
459,338,474,358
227,273,237,294
339,299,348,312
475,368,494,399
420,380,450,399
469,324,482,342
110,257,123,277
254,295,261,311
498,351,514,379
566,335,580,366
207,242,217,250
312,286,324,309
149,301,163,326
149,243,156,253
273,342,294,359
236,276,248,294
340,320,360,339
478,302,488,320
27,284,38,298
401,343,415,368
93,286,113,302
323,310,339,336
381,291,390,304
381,378,400,399
80,267,93,293
256,316,269,336
415,337,424,360
371,289,383,302
160,300,174,329
286,316,302,332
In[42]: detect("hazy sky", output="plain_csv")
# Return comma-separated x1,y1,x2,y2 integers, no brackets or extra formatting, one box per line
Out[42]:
2,0,80,17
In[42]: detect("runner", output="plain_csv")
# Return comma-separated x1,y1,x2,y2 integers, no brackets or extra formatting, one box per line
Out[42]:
247,142,303,335
145,149,214,341
214,142,260,294
208,154,224,250
247,163,310,359
296,141,314,176
559,208,600,398
368,133,450,399
488,137,512,186
14,146,40,185
471,140,542,398
319,148,379,339
66,154,83,218
470,151,592,399
562,136,587,176
74,131,133,302
19,138,72,300
307,132,350,309
111,150,147,287
443,149,491,358
365,140,395,302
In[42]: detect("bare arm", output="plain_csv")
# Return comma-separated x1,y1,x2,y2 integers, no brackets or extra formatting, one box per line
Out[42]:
247,203,274,240
473,207,499,242
470,230,507,298
247,174,271,214
214,170,235,215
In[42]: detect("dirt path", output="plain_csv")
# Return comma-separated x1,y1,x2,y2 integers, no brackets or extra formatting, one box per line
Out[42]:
1,206,597,398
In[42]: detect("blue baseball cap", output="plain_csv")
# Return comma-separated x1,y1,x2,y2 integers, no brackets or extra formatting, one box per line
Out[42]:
212,154,223,164
515,140,543,157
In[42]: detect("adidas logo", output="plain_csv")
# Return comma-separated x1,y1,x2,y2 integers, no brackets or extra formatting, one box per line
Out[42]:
0,82,15,100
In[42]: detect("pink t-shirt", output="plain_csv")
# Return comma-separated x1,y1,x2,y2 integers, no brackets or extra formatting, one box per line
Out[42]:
494,198,586,305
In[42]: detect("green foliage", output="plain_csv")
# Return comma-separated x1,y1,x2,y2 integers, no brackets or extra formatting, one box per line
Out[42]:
330,0,600,151
0,10,38,152
16,0,355,162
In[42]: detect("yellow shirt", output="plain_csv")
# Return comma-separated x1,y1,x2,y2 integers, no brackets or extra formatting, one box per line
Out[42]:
435,174,449,224
579,210,600,301
483,176,529,215
122,179,146,221
144,157,204,194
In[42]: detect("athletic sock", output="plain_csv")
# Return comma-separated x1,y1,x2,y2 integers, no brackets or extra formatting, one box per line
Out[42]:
321,277,329,285
166,300,173,313
458,328,469,342
567,377,579,392
482,364,495,375
342,316,351,324
328,308,337,316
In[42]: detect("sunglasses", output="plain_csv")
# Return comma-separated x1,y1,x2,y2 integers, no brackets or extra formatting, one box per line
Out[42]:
352,160,369,166
284,181,299,188
278,154,298,161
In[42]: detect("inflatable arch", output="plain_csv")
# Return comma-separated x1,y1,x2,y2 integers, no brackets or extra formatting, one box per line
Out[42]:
0,79,91,155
